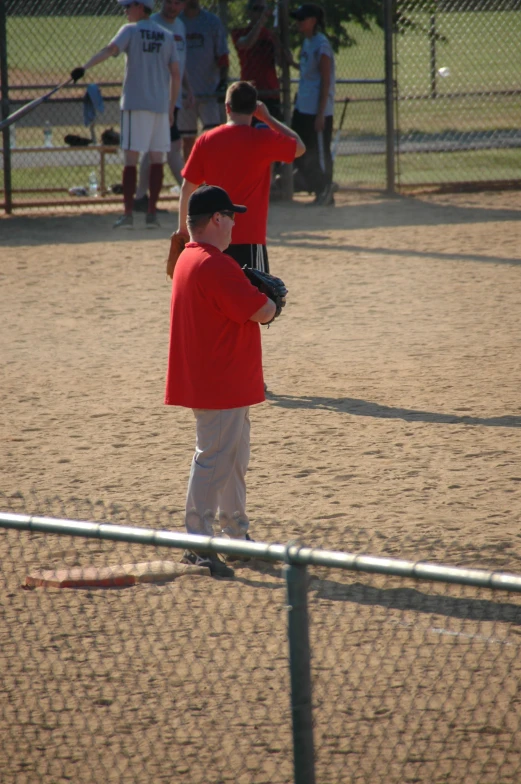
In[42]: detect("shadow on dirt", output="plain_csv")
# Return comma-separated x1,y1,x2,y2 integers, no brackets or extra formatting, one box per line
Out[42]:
267,392,521,429
1,193,520,261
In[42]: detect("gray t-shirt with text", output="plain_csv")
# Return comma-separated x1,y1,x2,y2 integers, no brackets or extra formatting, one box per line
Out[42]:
150,13,186,110
180,9,228,98
111,19,178,113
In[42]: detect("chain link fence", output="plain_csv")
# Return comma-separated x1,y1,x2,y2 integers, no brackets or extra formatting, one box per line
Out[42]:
0,0,129,209
0,0,388,212
2,491,521,783
394,0,521,189
1,0,520,212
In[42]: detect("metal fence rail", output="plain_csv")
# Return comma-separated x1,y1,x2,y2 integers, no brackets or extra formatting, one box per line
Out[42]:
2,505,521,783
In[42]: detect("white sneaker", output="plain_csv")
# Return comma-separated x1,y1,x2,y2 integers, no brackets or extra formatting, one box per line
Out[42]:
113,214,133,229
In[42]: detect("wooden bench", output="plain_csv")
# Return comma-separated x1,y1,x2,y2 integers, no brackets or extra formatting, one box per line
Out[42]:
5,145,120,196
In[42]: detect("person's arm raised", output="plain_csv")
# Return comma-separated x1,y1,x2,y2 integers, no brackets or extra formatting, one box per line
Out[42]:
253,101,306,158
235,9,270,50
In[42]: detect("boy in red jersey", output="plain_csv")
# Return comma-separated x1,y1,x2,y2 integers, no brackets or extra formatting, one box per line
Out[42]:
165,185,279,577
172,80,305,272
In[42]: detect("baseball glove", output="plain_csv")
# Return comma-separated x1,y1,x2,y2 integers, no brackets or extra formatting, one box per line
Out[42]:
101,128,121,146
243,266,287,324
166,231,188,279
70,67,85,83
64,134,92,147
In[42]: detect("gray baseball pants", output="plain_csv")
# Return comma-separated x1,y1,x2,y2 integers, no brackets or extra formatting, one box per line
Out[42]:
185,407,251,538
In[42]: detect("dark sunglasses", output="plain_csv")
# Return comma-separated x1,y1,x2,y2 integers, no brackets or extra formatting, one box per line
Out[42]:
219,210,235,219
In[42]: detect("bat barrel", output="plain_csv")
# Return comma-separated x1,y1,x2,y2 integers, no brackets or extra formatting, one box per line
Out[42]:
0,78,73,132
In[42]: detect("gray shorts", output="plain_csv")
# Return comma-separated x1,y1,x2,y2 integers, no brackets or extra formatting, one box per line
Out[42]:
177,98,223,136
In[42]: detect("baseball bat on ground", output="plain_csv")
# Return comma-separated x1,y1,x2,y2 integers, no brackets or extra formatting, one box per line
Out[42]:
0,77,74,132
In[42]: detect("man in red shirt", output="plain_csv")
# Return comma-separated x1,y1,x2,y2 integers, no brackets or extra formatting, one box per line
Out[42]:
172,80,305,272
231,1,282,121
165,185,279,577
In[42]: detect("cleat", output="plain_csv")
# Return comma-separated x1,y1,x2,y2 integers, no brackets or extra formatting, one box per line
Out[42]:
133,195,149,212
315,184,335,206
180,550,235,578
113,214,134,229
146,212,160,228
226,533,255,563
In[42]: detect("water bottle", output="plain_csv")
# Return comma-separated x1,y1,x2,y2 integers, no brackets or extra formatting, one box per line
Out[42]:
88,170,99,197
43,120,53,147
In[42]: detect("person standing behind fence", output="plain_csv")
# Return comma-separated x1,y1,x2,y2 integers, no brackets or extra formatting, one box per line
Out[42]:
134,0,194,217
178,0,229,161
289,3,336,206
165,185,278,578
71,0,180,228
172,81,305,273
231,0,283,122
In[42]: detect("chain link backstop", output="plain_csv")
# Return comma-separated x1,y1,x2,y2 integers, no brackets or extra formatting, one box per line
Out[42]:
1,0,520,212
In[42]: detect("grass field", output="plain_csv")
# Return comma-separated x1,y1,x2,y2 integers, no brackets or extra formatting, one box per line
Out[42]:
2,8,520,196
396,9,520,96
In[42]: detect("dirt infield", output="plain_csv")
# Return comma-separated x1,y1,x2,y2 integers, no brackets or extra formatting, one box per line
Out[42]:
1,190,521,783
2,189,520,554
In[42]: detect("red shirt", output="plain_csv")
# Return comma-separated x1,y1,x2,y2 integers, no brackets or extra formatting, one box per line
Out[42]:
181,124,297,244
231,26,280,95
165,242,268,409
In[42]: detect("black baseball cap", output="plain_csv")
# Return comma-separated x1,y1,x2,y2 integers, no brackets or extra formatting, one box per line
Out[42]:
290,3,324,22
188,185,247,217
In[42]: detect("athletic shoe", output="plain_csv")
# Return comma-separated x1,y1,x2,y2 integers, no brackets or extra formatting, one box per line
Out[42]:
181,550,235,578
113,214,133,229
226,533,255,563
315,184,335,206
145,213,160,228
133,195,149,212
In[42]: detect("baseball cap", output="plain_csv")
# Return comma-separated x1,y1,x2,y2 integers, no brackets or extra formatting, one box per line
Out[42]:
290,3,324,22
188,186,247,217
118,0,155,9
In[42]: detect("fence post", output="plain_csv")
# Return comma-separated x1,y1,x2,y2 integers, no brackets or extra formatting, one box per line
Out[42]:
0,0,13,215
383,0,395,195
284,547,315,784
277,0,294,201
429,13,437,99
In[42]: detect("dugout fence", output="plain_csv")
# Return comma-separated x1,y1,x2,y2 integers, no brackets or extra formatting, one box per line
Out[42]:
1,492,521,784
1,0,520,213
